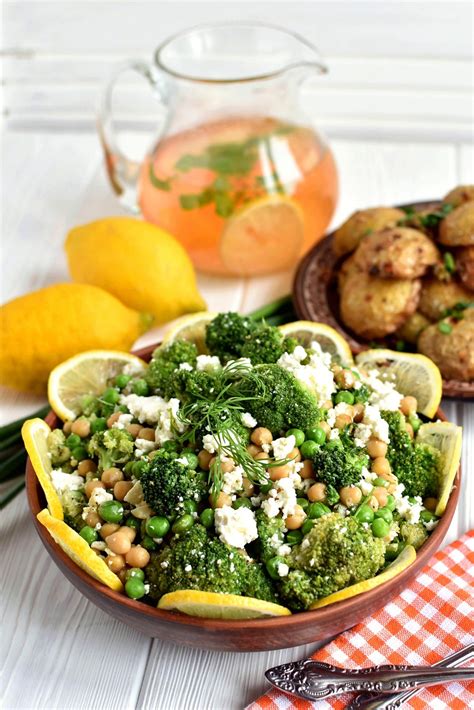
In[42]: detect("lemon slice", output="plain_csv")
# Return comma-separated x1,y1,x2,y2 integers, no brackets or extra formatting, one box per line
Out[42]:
160,311,217,353
279,321,354,365
416,421,462,516
355,349,442,418
220,196,304,276
310,545,416,609
37,509,123,591
22,418,64,520
48,350,146,421
158,590,291,619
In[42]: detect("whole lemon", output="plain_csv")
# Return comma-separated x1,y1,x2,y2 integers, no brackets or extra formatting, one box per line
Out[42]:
0,283,151,393
65,217,206,324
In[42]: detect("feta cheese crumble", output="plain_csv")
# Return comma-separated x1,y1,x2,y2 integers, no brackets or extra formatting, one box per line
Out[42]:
120,394,185,445
277,562,289,577
241,411,257,428
111,413,133,430
272,435,296,460
363,369,403,411
196,354,221,373
222,465,244,495
214,505,258,548
51,470,84,494
353,405,390,447
277,344,335,406
89,488,113,507
261,478,298,519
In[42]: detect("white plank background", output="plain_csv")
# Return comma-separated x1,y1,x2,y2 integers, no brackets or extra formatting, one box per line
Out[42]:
1,2,474,709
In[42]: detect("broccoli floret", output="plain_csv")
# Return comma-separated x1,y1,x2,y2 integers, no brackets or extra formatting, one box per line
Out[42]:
278,513,385,610
146,340,198,394
62,489,87,531
87,429,134,471
311,437,369,489
399,521,428,550
382,411,440,497
241,324,292,365
205,312,256,361
47,429,71,466
243,364,321,434
251,510,286,562
145,524,277,602
140,450,207,516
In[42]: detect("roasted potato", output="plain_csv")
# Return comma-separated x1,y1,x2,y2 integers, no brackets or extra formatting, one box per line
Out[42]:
418,310,474,381
418,279,472,321
442,185,474,208
438,202,474,246
395,311,431,344
333,207,405,257
338,260,421,339
456,246,474,291
352,227,439,279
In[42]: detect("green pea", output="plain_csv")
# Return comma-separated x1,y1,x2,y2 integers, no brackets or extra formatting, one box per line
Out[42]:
372,518,390,538
71,446,88,461
266,556,286,581
182,499,198,515
125,577,146,600
233,498,252,509
98,500,124,524
131,460,148,479
125,516,140,531
126,567,145,581
199,508,214,528
90,418,107,434
286,428,305,446
286,530,303,546
408,414,421,432
420,510,437,523
172,514,194,534
354,505,375,523
296,497,309,511
118,405,128,413
373,477,389,488
102,387,120,405
161,440,178,452
132,379,149,396
141,535,157,551
259,482,273,494
115,373,131,389
300,440,319,458
375,508,393,524
79,526,98,545
66,433,81,448
146,516,170,538
385,495,396,511
305,427,326,446
181,451,199,470
308,502,331,519
301,519,315,535
335,390,355,405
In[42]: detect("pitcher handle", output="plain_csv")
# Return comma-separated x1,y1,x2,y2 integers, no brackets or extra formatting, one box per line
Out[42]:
98,59,168,211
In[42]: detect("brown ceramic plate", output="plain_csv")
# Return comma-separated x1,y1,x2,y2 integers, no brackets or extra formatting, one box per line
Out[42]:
293,200,474,400
26,343,461,651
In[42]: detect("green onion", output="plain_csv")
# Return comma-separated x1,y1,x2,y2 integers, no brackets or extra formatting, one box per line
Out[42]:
0,405,49,441
0,449,27,483
248,295,293,322
0,477,25,510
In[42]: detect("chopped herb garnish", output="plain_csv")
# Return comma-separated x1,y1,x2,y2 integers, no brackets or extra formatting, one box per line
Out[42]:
438,321,453,335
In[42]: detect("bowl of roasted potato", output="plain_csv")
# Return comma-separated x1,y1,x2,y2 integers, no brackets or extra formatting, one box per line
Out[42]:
293,186,474,397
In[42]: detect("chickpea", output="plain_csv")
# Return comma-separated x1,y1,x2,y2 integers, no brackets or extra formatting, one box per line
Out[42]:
270,463,292,481
118,569,128,585
331,364,343,375
126,423,142,438
71,418,91,438
251,427,273,447
138,427,155,441
300,460,314,479
242,477,255,497
285,505,306,530
288,447,301,463
405,423,414,439
106,532,132,556
119,525,137,543
352,403,365,423
107,412,121,428
63,421,73,435
101,467,124,488
198,450,213,470
322,399,334,410
335,369,355,389
210,492,232,509
318,421,331,438
400,396,417,416
85,479,105,499
424,497,438,512
114,480,134,501
367,438,388,459
371,457,392,477
77,459,97,476
220,459,235,473
339,485,362,508
335,413,352,429
246,444,262,457
367,495,380,511
372,486,388,507
106,554,126,573
125,545,150,568
308,482,326,502
100,523,120,539
254,451,269,462
85,510,101,528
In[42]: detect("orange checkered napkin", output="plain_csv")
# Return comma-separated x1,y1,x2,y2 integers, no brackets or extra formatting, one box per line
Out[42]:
249,530,474,710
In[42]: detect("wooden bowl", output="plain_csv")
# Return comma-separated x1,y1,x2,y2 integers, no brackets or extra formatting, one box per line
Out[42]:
293,200,474,399
26,344,461,652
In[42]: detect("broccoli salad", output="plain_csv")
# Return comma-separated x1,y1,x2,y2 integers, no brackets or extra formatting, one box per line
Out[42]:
45,313,443,611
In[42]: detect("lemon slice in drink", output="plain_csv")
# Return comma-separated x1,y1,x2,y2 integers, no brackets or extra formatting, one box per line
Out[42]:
37,509,123,591
161,311,217,353
355,349,442,418
48,350,146,421
158,590,291,619
220,196,304,276
416,421,462,516
22,418,64,520
310,546,416,609
279,321,354,365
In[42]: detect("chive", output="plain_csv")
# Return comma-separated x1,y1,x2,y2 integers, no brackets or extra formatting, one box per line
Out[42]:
0,449,27,483
0,477,25,510
0,405,49,441
438,321,452,335
248,295,293,322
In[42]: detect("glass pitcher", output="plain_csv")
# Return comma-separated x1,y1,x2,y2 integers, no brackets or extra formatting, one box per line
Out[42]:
98,22,338,276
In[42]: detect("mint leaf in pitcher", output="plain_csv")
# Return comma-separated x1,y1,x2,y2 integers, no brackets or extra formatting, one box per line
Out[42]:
149,163,172,191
